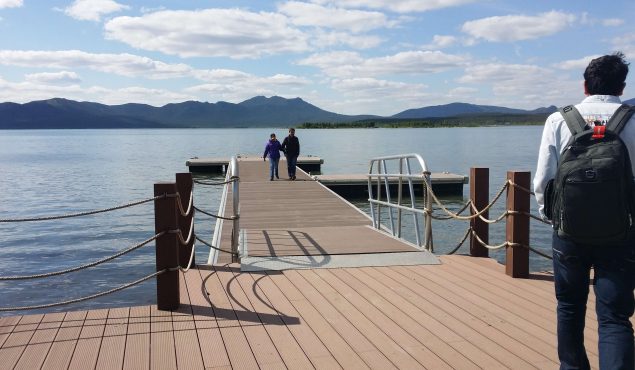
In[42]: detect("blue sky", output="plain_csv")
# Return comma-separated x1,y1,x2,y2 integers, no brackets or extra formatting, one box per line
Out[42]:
0,0,634,115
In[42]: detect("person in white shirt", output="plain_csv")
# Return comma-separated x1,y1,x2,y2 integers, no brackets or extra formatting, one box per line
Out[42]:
534,52,635,370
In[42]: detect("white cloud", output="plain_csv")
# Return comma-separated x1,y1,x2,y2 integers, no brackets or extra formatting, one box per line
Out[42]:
311,30,383,49
278,1,392,32
299,50,467,78
447,86,478,97
63,0,129,22
0,0,22,8
325,77,431,114
602,18,624,27
422,35,458,49
612,34,635,61
462,11,576,42
25,71,81,85
0,77,194,106
0,50,193,78
310,0,478,13
458,63,581,108
185,72,311,102
104,9,309,58
554,55,601,70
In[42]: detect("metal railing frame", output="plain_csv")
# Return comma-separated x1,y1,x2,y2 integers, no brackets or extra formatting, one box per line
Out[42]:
368,153,433,251
207,156,240,264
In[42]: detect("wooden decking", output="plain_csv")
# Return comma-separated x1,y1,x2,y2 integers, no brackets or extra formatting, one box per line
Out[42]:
1,255,612,369
0,157,618,369
216,158,422,264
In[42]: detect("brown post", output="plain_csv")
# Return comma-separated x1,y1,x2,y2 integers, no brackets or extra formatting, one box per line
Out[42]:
470,167,489,257
154,182,180,310
176,173,194,269
506,171,530,278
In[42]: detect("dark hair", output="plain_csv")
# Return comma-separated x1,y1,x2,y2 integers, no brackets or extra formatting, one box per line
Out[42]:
289,128,295,133
584,52,629,95
270,133,276,138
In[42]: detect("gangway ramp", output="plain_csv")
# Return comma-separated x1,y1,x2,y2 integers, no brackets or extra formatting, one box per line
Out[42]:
213,157,438,269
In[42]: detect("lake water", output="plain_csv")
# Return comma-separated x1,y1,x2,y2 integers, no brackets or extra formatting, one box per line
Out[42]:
0,126,552,316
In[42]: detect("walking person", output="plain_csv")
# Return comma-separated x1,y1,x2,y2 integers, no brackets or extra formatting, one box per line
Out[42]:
281,128,300,180
263,133,282,181
534,52,635,370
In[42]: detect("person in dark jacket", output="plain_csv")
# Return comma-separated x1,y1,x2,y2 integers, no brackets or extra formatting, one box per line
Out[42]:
263,133,282,181
281,128,300,180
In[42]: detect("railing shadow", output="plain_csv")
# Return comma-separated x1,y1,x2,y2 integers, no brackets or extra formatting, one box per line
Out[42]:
195,265,300,325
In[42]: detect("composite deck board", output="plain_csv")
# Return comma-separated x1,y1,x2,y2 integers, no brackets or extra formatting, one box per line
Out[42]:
215,159,419,263
2,255,630,369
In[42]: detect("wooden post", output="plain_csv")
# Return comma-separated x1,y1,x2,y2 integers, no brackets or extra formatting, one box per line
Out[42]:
470,167,489,257
176,173,194,269
506,171,530,278
154,182,180,310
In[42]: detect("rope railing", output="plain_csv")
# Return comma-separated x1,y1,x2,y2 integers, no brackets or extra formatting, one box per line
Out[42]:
468,229,552,259
426,200,473,221
195,235,238,256
193,176,239,186
193,206,239,221
445,227,473,255
0,269,172,312
423,178,510,221
0,232,164,281
175,191,194,217
0,194,168,223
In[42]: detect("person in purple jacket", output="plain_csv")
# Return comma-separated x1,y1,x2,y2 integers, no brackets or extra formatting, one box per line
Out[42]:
263,133,282,181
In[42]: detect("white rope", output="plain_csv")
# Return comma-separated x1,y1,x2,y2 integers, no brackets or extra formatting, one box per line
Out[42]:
0,194,166,223
178,240,197,273
445,227,472,255
424,179,510,221
0,232,164,280
175,191,194,217
0,269,171,312
170,218,195,246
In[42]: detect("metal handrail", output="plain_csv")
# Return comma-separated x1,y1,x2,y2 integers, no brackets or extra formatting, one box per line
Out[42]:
207,156,240,264
230,157,240,262
368,153,433,251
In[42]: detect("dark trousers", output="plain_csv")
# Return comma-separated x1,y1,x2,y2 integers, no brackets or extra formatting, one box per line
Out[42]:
553,233,635,370
287,155,298,177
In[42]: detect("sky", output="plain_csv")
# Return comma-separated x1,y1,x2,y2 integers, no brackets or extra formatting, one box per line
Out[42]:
0,0,634,116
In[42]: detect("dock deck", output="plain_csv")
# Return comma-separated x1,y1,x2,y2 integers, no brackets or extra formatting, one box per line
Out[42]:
0,157,617,369
215,157,431,266
2,256,605,369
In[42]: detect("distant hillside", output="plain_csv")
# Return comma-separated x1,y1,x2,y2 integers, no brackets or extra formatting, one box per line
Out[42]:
392,102,557,119
2,96,631,129
0,96,376,129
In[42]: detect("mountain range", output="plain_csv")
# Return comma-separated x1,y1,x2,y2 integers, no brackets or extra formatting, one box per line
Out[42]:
0,96,633,129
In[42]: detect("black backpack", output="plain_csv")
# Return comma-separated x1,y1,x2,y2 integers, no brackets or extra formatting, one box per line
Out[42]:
544,104,635,244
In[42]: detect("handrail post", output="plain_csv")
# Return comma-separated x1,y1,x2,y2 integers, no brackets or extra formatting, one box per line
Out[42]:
154,182,180,310
470,167,489,257
506,171,530,278
176,173,194,268
230,157,240,263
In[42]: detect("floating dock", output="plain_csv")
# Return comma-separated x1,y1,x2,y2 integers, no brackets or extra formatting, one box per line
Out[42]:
187,156,467,196
314,173,467,197
187,156,323,173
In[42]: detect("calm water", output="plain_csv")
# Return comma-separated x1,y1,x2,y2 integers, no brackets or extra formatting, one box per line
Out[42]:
0,126,551,316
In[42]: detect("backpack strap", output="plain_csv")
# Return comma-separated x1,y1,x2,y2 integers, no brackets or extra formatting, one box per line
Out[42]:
559,105,588,136
606,104,635,134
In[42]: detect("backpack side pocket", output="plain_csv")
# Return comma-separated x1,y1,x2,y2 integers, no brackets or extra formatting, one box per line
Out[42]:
544,178,554,220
